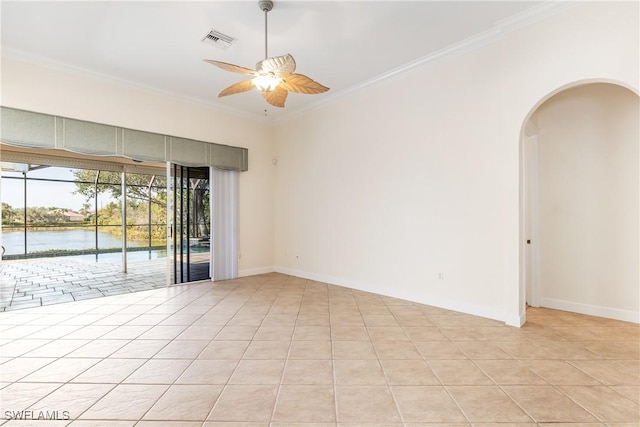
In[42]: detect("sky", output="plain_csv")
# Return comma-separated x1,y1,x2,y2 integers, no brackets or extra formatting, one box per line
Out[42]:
2,167,101,211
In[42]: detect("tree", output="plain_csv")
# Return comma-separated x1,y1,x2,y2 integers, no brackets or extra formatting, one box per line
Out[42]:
79,202,92,219
71,169,169,242
72,169,167,208
1,203,21,224
25,206,53,224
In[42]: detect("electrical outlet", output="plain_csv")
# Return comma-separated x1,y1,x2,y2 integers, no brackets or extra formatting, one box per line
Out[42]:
437,272,444,280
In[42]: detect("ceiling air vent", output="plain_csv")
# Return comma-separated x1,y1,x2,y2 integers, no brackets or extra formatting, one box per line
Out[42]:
201,29,236,50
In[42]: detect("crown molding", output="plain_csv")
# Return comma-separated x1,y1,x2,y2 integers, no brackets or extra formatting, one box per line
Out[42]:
1,47,264,121
2,1,581,125
494,0,579,34
277,1,581,123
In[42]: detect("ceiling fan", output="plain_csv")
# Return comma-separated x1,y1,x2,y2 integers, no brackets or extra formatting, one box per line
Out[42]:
204,0,329,108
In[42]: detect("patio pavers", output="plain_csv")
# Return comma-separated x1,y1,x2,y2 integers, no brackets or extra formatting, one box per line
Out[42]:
0,257,168,311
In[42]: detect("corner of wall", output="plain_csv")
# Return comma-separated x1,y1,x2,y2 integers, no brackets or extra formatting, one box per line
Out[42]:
504,311,526,328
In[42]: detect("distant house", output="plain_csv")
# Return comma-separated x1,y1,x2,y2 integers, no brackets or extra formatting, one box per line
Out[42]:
48,209,84,222
63,211,84,222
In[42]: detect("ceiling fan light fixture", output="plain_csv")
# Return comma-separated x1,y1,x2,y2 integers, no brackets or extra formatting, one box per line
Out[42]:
252,72,283,92
204,0,329,108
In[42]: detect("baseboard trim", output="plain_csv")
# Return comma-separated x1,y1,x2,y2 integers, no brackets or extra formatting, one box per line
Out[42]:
238,266,275,277
274,266,505,324
540,297,639,323
230,268,640,325
504,311,527,328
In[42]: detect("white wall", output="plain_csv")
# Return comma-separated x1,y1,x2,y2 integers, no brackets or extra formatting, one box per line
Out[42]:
2,2,637,325
533,83,639,321
275,45,509,320
274,1,639,324
0,56,276,275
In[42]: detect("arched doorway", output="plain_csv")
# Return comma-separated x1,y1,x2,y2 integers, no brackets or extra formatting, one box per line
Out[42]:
520,82,639,323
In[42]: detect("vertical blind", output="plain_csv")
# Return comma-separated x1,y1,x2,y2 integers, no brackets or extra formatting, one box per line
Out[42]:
211,168,239,281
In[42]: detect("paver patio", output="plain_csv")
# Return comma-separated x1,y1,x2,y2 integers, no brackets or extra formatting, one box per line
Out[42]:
0,257,168,312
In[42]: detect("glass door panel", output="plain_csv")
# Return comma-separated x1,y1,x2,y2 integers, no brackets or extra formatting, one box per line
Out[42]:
168,164,210,284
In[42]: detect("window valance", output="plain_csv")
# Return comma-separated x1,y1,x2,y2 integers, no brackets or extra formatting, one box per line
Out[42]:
0,107,248,171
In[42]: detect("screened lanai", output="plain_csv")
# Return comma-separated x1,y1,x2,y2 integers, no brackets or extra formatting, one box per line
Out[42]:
0,107,246,311
0,151,212,311
0,150,169,311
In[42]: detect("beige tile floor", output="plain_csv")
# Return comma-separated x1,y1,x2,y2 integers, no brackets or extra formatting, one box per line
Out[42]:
0,272,638,426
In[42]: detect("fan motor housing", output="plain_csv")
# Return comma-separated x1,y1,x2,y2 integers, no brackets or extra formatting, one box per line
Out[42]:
259,0,273,12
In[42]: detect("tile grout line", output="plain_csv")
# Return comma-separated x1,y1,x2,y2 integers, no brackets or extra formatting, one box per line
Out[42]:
141,280,246,424
1,273,638,426
267,279,304,425
67,281,225,424
328,285,340,427
415,309,474,425
204,277,273,424
45,291,170,423
366,298,406,426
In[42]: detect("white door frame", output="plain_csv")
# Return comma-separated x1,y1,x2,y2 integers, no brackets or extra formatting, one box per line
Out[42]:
524,132,541,307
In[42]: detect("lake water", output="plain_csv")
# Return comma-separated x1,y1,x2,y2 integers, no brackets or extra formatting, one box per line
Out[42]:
1,229,165,261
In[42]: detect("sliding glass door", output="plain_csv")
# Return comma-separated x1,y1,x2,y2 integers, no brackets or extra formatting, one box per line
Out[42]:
168,164,211,284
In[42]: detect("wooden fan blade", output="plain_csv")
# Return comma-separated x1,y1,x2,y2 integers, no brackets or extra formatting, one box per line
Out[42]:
218,79,255,97
257,54,296,75
204,59,256,75
261,86,288,108
280,73,329,94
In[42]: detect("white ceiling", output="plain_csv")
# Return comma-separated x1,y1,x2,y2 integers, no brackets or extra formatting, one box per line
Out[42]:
1,1,545,120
